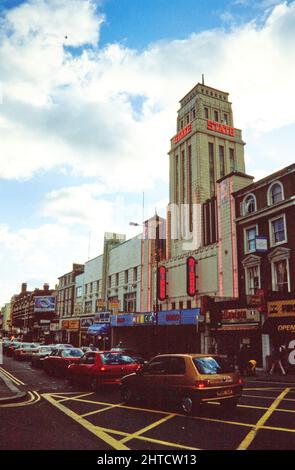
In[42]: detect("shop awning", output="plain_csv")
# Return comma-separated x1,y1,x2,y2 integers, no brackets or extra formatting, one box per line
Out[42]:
262,317,295,336
217,323,260,331
87,323,110,336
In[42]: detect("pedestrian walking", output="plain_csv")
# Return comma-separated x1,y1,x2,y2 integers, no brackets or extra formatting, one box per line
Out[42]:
238,344,248,376
269,345,286,375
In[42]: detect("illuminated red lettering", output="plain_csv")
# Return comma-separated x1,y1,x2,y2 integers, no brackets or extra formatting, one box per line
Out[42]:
173,123,192,144
207,120,235,137
187,256,197,297
158,266,167,301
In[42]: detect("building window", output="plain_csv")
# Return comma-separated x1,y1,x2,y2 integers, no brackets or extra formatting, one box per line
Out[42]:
270,215,287,246
97,280,100,292
116,273,119,287
76,286,82,298
180,119,184,129
229,148,236,172
204,107,209,119
273,259,290,293
186,114,190,124
246,265,260,295
244,226,258,253
179,301,184,310
219,145,225,178
84,300,92,314
108,276,112,288
268,181,284,205
223,113,229,124
171,302,176,310
192,108,196,119
181,149,185,204
208,142,215,196
243,194,257,215
133,267,137,282
125,270,129,284
214,110,219,122
187,300,192,309
123,292,136,313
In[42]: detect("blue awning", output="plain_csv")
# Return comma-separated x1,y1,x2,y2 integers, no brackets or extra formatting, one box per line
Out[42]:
87,323,110,335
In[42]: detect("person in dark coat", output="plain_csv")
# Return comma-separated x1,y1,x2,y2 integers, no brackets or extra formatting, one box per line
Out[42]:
238,344,249,375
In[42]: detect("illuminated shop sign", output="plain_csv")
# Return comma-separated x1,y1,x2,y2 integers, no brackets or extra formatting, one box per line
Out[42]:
207,120,235,137
158,309,200,326
268,300,295,318
173,123,192,144
157,266,167,301
221,309,260,323
187,257,197,297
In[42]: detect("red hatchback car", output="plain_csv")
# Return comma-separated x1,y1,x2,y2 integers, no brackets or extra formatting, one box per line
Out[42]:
43,348,84,376
68,351,141,391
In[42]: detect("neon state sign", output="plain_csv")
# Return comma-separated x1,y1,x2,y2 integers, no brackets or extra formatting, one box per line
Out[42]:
207,119,235,137
173,123,192,144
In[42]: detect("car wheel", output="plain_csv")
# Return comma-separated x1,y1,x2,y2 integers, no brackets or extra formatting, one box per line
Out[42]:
220,397,239,410
90,377,99,392
121,385,135,404
180,396,199,416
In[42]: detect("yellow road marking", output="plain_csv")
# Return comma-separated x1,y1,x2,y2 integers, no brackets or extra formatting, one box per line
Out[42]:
58,392,94,403
42,393,130,450
97,427,201,450
0,390,40,408
243,393,295,402
120,413,176,445
81,403,124,418
237,387,290,450
0,367,25,386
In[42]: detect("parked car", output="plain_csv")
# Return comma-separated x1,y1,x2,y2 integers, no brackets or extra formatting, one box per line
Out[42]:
31,346,56,368
43,348,84,376
6,342,22,357
68,351,141,391
14,343,40,361
110,348,147,365
120,354,243,415
51,344,74,351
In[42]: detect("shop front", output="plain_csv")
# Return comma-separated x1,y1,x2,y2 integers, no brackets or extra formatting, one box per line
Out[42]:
86,322,111,349
212,308,262,366
80,317,94,346
262,299,295,372
111,309,201,357
61,319,80,346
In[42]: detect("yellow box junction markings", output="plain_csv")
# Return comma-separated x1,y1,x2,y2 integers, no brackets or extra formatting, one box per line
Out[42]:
237,387,291,450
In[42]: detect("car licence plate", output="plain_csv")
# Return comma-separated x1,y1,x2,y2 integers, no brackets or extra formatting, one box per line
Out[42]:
217,389,233,397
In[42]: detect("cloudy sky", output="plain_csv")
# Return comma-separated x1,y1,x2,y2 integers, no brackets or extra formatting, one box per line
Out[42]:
0,0,294,304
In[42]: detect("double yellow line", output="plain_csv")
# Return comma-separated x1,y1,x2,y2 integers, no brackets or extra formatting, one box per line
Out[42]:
0,366,25,386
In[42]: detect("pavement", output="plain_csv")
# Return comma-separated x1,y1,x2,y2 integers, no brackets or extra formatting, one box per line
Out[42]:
0,368,27,403
246,369,295,383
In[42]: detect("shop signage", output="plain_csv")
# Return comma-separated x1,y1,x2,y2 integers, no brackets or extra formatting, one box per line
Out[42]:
277,323,295,333
109,300,120,309
61,320,69,329
133,313,156,326
267,300,295,318
158,309,200,326
207,120,235,137
97,299,105,308
221,309,260,324
81,317,94,328
111,314,133,327
255,236,268,252
68,320,80,330
94,312,111,323
173,123,192,144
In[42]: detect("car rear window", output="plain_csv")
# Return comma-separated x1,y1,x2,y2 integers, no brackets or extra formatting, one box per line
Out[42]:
62,349,83,358
193,357,234,375
101,353,136,365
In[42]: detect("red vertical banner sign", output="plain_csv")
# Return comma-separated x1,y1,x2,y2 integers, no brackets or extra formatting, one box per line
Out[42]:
157,266,167,301
187,256,197,297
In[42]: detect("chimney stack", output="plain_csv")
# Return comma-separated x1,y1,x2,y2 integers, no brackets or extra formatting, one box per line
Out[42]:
43,283,49,291
21,283,27,294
